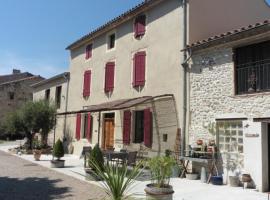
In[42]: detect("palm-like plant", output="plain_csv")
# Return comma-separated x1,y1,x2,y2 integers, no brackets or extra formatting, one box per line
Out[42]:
89,159,143,200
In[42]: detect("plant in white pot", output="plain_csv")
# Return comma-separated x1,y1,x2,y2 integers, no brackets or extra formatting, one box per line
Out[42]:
51,139,65,168
145,156,175,200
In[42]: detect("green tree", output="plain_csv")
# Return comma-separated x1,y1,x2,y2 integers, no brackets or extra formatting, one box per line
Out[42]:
4,100,56,149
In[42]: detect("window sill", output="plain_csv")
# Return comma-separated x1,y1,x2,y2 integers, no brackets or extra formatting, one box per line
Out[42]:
232,90,270,98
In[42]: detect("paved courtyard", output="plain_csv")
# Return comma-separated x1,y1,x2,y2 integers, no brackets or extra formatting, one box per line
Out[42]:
0,150,106,200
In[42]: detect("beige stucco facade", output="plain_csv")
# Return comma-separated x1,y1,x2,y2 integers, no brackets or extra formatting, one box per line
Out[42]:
32,73,69,145
62,0,270,156
188,0,270,43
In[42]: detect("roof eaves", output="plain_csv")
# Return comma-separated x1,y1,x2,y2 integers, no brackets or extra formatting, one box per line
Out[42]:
187,19,270,51
66,0,165,50
31,72,70,88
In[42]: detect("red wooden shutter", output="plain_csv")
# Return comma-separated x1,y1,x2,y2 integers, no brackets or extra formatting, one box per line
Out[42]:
144,108,152,148
75,113,81,140
134,15,146,38
133,52,146,87
86,113,92,142
123,110,131,145
83,70,91,97
105,62,115,92
85,44,92,59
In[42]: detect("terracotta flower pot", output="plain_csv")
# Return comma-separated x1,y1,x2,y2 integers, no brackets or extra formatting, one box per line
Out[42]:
33,150,42,161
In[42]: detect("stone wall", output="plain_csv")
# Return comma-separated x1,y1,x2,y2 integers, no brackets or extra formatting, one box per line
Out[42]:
189,47,270,144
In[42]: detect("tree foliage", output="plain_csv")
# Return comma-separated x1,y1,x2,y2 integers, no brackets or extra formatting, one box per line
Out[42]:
3,100,56,149
88,144,104,171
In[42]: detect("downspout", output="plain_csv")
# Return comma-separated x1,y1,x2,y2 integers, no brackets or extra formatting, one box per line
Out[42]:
63,73,70,140
181,0,188,156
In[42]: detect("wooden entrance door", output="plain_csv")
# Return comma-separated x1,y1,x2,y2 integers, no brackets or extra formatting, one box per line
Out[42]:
103,118,115,150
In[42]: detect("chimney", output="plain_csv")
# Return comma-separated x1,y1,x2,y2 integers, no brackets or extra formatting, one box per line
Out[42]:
13,69,21,74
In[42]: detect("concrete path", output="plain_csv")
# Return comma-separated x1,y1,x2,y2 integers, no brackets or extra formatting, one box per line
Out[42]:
0,150,106,200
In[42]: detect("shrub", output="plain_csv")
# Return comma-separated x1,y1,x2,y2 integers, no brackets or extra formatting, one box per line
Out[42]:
148,156,176,188
88,144,104,171
53,139,64,160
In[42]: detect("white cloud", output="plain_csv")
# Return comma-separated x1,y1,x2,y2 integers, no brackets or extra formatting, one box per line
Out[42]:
0,51,67,78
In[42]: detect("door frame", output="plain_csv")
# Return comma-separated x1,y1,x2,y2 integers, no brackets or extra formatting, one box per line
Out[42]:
102,113,115,150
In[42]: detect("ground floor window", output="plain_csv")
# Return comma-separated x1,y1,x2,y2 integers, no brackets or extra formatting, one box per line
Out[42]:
134,111,144,143
217,120,243,153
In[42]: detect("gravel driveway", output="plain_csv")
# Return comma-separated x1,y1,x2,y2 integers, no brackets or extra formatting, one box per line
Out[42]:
0,150,106,200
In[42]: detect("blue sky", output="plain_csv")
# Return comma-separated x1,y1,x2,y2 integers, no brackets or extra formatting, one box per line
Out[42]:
0,0,143,78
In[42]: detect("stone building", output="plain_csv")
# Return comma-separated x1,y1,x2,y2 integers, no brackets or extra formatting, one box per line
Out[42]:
0,69,44,125
188,20,270,191
58,0,270,156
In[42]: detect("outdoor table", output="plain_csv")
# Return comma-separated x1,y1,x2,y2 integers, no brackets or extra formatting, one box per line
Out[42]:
103,151,128,164
179,156,217,184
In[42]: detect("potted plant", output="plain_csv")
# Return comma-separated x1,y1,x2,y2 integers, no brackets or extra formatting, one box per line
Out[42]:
145,156,175,200
51,139,65,168
89,158,142,200
85,144,104,180
33,138,42,161
165,149,181,177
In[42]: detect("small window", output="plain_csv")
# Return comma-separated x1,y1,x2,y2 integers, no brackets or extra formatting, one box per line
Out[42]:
134,15,146,38
134,111,144,143
45,89,50,101
85,44,92,60
217,120,243,153
83,114,88,138
55,86,62,109
108,33,115,49
9,92,14,100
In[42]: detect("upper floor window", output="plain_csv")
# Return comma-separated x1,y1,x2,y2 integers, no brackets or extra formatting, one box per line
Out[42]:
108,33,115,49
45,89,50,101
55,86,62,109
83,70,91,97
133,51,146,87
235,41,270,94
85,44,92,60
104,62,115,93
134,15,146,39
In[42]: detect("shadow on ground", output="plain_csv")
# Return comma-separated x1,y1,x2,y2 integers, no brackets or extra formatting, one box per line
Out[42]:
0,176,72,200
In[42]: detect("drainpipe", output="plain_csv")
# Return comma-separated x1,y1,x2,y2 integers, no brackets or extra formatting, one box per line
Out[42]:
181,0,188,156
63,73,70,140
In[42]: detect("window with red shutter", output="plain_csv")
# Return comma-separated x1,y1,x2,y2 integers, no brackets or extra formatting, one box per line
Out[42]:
85,44,92,60
134,15,146,38
83,70,91,97
123,110,131,145
133,51,146,87
104,62,115,92
86,113,92,142
144,108,152,148
76,113,81,140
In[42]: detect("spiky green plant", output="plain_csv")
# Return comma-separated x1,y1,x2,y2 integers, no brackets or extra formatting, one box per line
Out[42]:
89,159,143,200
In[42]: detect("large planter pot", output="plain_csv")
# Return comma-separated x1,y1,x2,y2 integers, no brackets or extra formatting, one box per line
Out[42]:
229,176,239,187
51,160,65,168
186,173,199,180
33,150,42,161
145,184,174,200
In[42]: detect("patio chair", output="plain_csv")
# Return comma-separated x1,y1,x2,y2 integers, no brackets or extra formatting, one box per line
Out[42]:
127,151,137,166
81,146,92,168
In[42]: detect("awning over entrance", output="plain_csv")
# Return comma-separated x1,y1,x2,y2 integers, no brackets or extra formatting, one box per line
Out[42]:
56,94,174,116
